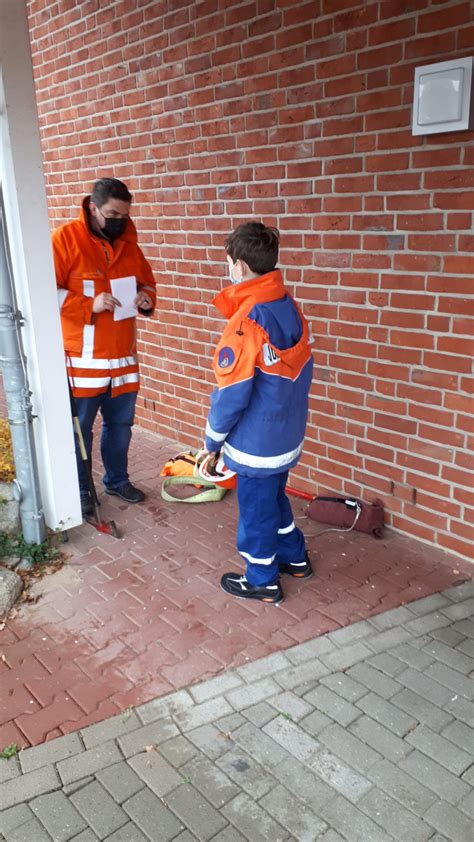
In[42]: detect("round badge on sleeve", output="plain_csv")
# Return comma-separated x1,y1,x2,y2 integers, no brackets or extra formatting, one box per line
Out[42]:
218,346,235,369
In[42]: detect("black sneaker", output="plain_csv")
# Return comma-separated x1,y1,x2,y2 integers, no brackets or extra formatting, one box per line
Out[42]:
220,572,284,604
279,551,313,579
104,482,146,503
80,494,94,518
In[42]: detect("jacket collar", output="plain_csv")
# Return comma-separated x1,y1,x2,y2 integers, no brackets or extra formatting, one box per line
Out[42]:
80,196,138,245
213,269,286,319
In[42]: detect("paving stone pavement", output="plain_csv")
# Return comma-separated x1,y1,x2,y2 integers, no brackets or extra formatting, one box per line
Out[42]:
1,424,472,750
1,581,473,841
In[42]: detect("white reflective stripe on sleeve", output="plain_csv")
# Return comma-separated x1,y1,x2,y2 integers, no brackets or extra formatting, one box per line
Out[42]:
205,420,228,442
278,522,296,535
239,551,276,567
57,289,68,310
223,440,304,470
69,376,111,388
82,280,95,359
111,372,139,388
68,356,137,370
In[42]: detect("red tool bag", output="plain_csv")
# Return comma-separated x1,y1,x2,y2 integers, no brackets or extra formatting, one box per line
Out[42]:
307,496,385,539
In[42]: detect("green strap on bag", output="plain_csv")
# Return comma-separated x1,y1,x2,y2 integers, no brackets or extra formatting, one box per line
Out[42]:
161,475,227,503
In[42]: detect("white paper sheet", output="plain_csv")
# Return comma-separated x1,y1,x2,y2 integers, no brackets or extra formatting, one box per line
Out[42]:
110,276,138,321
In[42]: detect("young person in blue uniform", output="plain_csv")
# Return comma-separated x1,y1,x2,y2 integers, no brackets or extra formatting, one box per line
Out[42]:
204,222,314,604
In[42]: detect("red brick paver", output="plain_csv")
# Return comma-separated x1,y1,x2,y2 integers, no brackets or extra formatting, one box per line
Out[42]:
1,427,472,747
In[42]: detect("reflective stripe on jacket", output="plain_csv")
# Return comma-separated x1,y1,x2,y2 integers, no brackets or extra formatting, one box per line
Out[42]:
53,197,156,398
205,269,313,477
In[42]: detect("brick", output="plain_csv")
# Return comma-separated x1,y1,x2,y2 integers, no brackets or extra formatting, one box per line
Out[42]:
158,735,198,768
136,689,194,725
216,746,276,799
365,627,413,653
396,668,453,708
422,639,473,675
57,741,122,786
0,754,21,783
320,641,374,671
181,753,239,807
236,651,291,681
128,749,181,796
444,694,474,727
226,677,282,711
80,710,141,749
406,724,473,775
366,758,437,816
303,684,361,727
233,722,290,769
189,672,243,704
320,794,391,842
424,800,474,842
320,671,368,702
104,822,148,841
359,787,432,841
175,697,233,732
327,620,374,646
274,657,330,690
209,828,247,842
285,635,337,665
407,593,451,616
365,653,406,678
300,708,334,737
368,606,414,631
95,761,144,804
402,611,453,637
30,791,87,841
186,724,235,761
346,663,401,700
0,804,33,836
424,662,474,700
441,720,474,753
20,732,84,773
263,714,319,764
399,750,470,806
267,690,314,721
123,787,183,842
117,717,179,757
349,715,412,763
166,783,228,840
6,817,53,841
356,692,417,737
318,722,381,773
240,702,278,727
70,781,128,839
391,688,453,732
260,783,328,838
389,643,435,671
0,764,60,810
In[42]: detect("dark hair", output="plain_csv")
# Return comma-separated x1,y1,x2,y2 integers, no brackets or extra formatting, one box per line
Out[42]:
91,178,132,207
225,222,279,275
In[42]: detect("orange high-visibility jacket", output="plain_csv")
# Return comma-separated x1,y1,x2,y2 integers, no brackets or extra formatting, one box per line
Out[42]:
53,197,156,398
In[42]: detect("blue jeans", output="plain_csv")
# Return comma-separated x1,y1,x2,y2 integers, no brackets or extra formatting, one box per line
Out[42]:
74,389,137,496
236,471,306,587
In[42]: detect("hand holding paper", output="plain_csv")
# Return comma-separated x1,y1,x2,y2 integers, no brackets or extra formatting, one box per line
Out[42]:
110,276,138,321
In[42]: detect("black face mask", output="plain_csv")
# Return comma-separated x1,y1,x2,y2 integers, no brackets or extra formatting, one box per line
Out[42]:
102,217,127,241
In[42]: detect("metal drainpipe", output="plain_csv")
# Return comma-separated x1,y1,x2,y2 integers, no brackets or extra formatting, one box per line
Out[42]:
0,195,46,548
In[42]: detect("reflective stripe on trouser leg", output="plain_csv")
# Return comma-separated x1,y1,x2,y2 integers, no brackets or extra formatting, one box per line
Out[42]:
275,471,306,566
236,473,283,588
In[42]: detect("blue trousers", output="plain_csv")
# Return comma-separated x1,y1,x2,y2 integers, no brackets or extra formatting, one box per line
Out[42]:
74,389,137,496
236,471,306,587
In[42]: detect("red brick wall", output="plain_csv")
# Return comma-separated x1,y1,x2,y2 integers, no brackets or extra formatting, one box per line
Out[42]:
27,0,474,561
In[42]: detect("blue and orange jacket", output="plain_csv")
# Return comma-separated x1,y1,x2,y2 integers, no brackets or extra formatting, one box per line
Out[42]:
205,269,313,477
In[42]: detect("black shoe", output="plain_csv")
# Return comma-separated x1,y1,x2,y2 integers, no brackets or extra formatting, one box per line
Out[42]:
80,494,94,518
279,551,313,579
220,572,284,604
104,482,146,503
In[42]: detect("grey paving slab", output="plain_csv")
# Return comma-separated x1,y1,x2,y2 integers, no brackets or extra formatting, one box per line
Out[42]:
302,684,361,726
30,790,87,841
424,800,474,842
441,597,474,621
69,830,99,842
319,670,368,702
102,821,148,841
441,720,474,752
236,651,291,682
284,635,337,665
348,714,414,762
154,735,198,768
189,672,243,704
225,677,283,711
215,747,276,800
424,661,474,700
346,662,401,699
365,652,406,678
405,723,473,775
95,761,144,804
70,781,128,840
123,787,183,841
166,783,229,841
57,742,122,786
127,750,181,797
320,794,392,842
366,758,437,816
117,717,179,758
241,701,280,727
186,724,235,761
0,756,20,783
355,691,417,736
317,722,381,773
399,750,471,806
0,805,33,836
358,787,433,841
80,712,141,750
19,733,84,773
136,689,194,725
221,792,290,842
267,690,314,721
259,783,327,840
422,638,473,674
391,687,454,732
180,753,240,807
6,817,53,841
0,764,60,810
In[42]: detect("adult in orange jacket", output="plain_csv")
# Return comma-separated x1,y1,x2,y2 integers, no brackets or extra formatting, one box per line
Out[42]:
52,178,156,515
